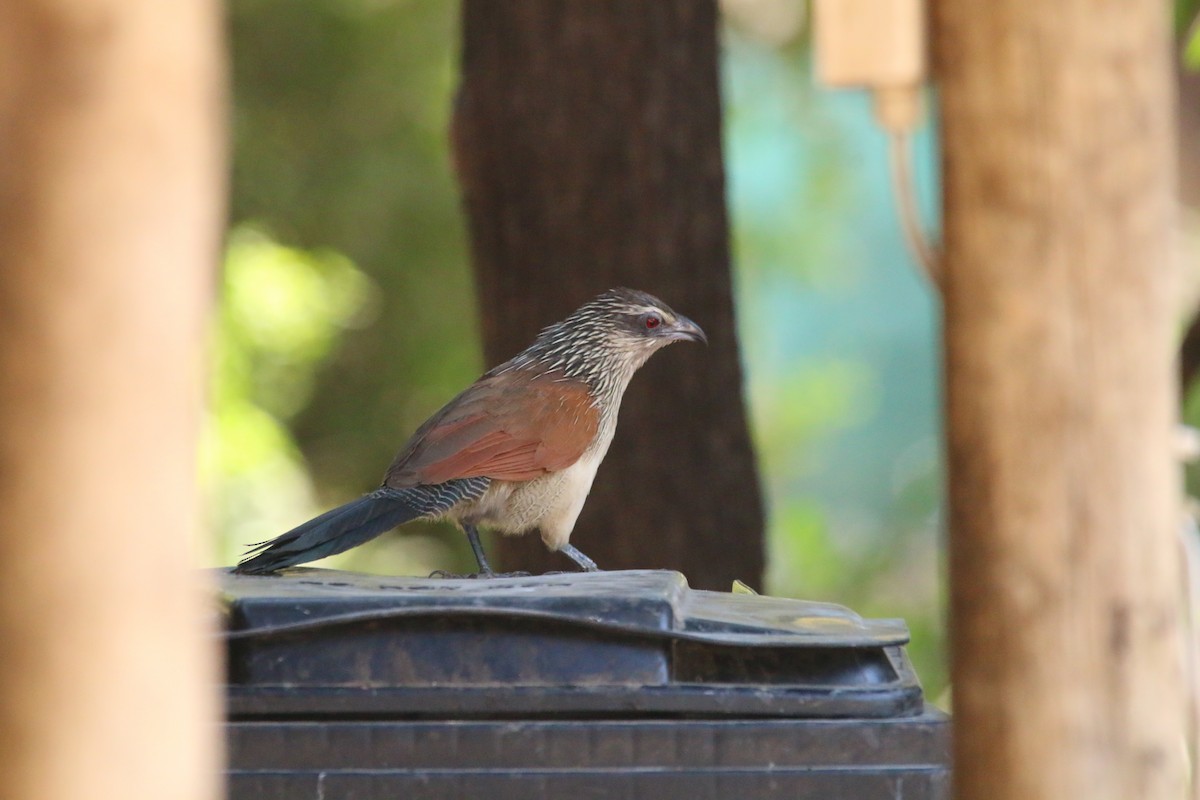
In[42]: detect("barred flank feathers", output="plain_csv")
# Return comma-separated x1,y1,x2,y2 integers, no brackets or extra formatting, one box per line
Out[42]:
233,478,490,575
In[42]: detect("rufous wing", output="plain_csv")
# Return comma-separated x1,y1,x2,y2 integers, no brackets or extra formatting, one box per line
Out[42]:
383,369,601,487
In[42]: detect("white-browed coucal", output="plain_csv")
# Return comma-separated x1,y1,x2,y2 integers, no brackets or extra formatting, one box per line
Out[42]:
234,288,706,576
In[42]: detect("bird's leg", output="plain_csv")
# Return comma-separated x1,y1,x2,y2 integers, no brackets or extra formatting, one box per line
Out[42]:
464,523,495,576
560,543,601,572
427,526,530,579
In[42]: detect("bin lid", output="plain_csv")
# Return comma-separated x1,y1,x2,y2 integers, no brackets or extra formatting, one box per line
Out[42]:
222,568,925,719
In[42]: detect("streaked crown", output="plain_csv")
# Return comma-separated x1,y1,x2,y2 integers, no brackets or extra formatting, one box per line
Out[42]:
493,288,705,400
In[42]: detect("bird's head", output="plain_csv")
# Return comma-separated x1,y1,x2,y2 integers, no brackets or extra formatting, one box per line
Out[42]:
512,288,706,394
591,287,707,351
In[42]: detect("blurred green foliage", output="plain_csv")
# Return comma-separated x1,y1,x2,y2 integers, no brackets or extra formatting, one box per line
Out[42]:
1180,0,1200,33
224,0,484,572
215,2,946,694
1180,0,1200,68
203,227,371,566
1187,21,1200,70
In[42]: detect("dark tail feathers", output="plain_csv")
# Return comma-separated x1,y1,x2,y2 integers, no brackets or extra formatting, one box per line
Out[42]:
233,479,489,575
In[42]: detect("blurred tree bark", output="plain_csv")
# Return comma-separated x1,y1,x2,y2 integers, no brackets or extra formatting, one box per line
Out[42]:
0,0,223,798
934,0,1185,798
454,0,765,590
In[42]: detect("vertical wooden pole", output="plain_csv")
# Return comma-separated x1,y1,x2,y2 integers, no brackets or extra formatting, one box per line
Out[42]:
0,1,224,799
932,2,1185,798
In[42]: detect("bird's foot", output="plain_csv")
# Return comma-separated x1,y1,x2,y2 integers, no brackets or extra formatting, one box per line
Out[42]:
427,569,532,580
560,543,601,572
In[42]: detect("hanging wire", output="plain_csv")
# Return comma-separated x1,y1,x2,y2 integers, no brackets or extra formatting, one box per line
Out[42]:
885,127,941,289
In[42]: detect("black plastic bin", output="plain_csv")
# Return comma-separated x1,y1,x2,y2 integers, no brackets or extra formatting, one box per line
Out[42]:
222,568,949,799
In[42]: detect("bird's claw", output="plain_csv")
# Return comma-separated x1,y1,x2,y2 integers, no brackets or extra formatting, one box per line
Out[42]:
427,569,532,580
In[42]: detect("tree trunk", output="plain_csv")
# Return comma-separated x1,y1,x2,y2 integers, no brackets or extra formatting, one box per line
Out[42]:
0,1,224,798
454,0,764,591
932,2,1186,798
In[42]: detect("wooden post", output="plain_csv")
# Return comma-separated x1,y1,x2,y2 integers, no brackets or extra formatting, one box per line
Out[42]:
932,1,1186,798
454,0,765,590
0,1,224,799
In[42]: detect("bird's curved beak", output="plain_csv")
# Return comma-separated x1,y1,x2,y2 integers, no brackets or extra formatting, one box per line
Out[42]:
668,315,707,344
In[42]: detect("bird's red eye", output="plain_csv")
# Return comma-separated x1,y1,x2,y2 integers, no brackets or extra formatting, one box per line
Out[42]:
645,315,661,330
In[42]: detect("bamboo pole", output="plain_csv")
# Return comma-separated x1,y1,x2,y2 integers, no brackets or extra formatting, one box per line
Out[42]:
0,1,224,798
932,1,1186,798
